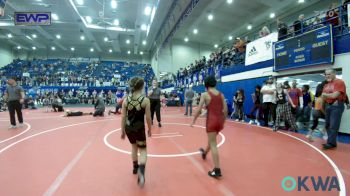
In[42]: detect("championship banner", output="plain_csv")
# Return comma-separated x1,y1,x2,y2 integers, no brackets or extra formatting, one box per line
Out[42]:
245,32,278,66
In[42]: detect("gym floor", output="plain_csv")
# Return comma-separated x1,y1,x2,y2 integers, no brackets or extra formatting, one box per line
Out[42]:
0,107,349,196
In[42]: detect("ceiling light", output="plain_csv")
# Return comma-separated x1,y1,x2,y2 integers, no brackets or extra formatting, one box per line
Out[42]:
184,37,189,42
56,34,61,39
229,36,233,40
247,25,252,30
71,47,75,51
270,13,275,18
109,49,113,53
140,51,144,55
90,48,94,52
193,29,198,34
52,13,59,20
104,37,108,42
111,0,117,9
214,44,218,48
127,50,131,54
114,19,119,26
32,34,37,38
32,46,36,50
142,40,147,45
7,33,12,38
126,39,130,44
17,46,21,49
76,0,84,5
26,35,32,40
227,0,233,4
208,14,213,21
141,24,147,31
86,16,92,23
51,46,56,50
144,6,152,15
80,35,85,40
298,0,305,3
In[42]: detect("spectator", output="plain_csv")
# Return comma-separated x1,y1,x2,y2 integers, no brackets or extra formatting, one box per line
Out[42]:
259,26,270,38
261,78,276,127
297,85,313,130
273,83,298,132
307,81,328,141
248,85,263,126
343,0,350,25
287,80,303,117
293,14,306,35
277,19,288,40
321,69,347,150
326,3,339,27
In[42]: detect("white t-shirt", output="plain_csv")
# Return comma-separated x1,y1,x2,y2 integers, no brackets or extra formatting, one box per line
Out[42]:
261,84,276,103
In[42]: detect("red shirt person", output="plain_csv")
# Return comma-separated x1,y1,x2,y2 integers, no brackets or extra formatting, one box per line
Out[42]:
321,69,347,150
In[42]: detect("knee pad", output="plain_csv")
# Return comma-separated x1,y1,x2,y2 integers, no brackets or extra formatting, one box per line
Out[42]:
136,140,146,148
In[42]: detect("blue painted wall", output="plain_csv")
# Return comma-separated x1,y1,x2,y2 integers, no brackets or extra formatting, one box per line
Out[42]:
191,76,268,115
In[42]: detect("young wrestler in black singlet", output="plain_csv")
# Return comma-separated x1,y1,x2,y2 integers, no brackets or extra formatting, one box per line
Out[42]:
121,77,152,187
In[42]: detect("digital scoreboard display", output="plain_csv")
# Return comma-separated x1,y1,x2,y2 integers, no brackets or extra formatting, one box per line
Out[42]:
274,25,333,71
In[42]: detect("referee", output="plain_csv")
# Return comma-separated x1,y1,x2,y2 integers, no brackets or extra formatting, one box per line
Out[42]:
148,79,162,127
4,78,25,128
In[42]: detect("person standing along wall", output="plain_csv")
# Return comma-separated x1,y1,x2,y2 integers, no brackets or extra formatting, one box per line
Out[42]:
321,69,347,150
4,78,25,129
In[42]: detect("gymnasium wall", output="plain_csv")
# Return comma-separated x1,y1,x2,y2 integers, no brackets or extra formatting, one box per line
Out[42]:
0,44,14,68
151,39,213,77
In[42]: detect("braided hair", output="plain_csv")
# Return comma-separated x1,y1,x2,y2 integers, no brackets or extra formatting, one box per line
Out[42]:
128,77,144,94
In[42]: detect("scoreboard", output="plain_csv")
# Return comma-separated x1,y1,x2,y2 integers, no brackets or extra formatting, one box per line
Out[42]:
274,25,333,71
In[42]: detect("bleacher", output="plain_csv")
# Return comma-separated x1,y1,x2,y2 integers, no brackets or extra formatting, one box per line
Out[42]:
0,59,155,90
174,2,350,88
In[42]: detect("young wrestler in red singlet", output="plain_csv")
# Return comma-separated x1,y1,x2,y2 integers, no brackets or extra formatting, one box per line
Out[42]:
190,75,228,178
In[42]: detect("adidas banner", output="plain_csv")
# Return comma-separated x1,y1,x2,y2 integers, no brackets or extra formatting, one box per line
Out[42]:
245,32,278,66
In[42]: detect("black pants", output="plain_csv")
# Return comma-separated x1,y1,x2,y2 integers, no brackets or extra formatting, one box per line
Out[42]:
93,109,104,117
52,104,64,112
150,99,161,122
262,102,276,127
8,100,23,126
311,110,325,130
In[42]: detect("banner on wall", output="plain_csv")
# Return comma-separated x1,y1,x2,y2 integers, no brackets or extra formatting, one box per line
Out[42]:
245,32,278,66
